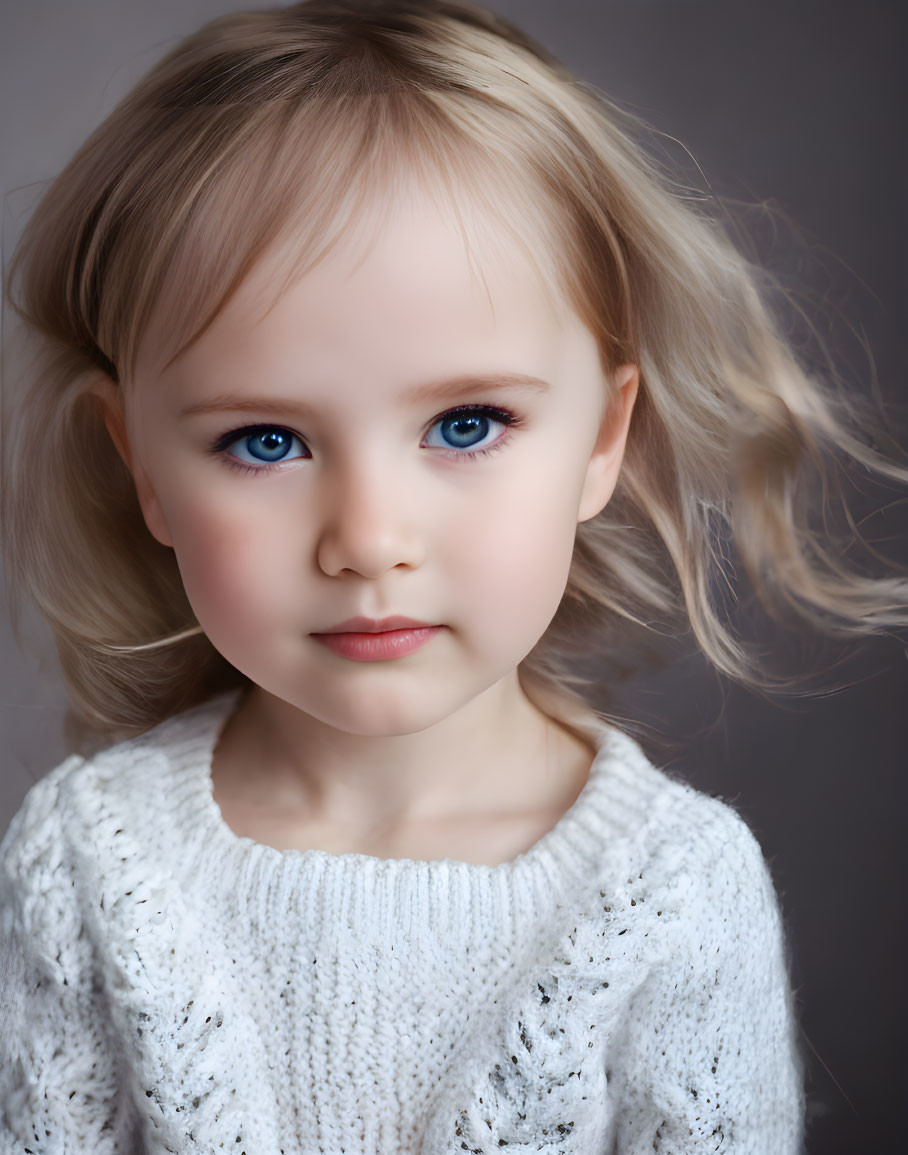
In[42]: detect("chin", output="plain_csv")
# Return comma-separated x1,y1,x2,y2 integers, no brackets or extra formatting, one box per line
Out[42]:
330,704,449,739
276,687,452,739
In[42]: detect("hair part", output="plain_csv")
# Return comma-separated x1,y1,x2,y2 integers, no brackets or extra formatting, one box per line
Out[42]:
3,0,907,749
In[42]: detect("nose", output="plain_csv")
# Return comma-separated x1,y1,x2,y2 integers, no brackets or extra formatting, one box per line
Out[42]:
315,452,426,579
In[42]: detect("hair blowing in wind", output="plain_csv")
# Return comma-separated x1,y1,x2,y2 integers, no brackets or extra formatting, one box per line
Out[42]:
2,0,906,746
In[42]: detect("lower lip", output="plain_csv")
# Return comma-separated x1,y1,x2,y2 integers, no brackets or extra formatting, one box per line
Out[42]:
310,626,444,661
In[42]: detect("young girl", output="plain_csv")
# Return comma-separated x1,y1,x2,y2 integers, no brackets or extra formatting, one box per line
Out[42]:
1,1,905,1151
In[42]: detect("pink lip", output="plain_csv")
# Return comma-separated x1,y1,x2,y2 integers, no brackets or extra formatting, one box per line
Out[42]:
314,615,435,635
311,625,443,662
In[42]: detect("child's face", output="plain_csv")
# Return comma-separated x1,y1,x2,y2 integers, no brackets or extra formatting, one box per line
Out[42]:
106,185,637,736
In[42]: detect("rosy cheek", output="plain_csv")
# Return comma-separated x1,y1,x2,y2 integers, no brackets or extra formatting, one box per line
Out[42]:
168,509,267,621
458,489,575,636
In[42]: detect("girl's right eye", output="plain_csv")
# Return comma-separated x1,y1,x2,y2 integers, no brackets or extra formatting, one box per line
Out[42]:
211,425,307,476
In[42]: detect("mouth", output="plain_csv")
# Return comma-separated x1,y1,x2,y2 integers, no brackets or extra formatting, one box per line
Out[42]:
312,615,437,635
310,621,444,662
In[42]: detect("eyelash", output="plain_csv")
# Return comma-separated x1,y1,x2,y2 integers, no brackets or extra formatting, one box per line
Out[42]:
209,404,523,477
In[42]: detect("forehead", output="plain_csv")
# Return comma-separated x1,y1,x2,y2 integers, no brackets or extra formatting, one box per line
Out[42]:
140,178,584,390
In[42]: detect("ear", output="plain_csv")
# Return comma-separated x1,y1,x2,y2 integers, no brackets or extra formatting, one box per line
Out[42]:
577,363,639,523
87,375,174,549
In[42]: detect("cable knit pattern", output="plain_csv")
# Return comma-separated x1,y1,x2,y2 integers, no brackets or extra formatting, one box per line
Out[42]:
0,690,804,1154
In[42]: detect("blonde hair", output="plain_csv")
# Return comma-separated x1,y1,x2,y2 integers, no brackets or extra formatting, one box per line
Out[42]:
3,0,906,749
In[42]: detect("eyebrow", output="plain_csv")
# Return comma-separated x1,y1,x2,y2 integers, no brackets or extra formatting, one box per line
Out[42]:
178,372,551,419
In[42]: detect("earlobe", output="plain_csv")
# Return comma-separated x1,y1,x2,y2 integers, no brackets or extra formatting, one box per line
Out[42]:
577,363,639,523
86,375,174,549
131,480,174,550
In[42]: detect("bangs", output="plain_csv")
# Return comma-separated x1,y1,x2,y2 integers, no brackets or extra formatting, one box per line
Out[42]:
109,89,580,387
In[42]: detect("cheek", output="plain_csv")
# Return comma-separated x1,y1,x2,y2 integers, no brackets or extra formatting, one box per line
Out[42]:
451,475,580,645
163,495,286,636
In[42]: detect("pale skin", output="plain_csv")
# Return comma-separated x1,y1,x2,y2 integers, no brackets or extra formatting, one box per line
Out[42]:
95,181,638,865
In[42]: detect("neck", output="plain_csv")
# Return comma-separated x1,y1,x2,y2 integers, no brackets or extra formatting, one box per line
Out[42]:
211,672,593,840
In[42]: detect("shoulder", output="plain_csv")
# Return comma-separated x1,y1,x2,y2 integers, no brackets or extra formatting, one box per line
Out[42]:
0,754,88,885
633,770,786,954
0,754,93,968
1,734,141,884
590,725,784,936
649,774,774,885
595,722,773,879
0,691,236,904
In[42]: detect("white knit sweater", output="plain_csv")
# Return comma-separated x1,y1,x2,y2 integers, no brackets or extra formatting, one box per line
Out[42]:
0,689,804,1154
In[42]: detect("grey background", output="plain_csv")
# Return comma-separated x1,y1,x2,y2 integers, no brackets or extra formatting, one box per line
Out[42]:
1,1,905,1152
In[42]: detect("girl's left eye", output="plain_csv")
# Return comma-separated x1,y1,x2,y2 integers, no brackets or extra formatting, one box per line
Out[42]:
422,405,518,457
210,405,520,476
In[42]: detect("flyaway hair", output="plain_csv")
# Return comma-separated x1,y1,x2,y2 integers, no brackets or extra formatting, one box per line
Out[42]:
3,0,907,747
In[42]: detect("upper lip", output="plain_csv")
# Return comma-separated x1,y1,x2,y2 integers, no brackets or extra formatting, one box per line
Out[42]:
313,616,437,634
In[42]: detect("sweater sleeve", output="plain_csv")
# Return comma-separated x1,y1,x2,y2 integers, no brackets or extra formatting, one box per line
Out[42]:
0,763,139,1155
610,797,806,1155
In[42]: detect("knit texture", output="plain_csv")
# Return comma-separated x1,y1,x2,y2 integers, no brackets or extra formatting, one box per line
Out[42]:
0,689,804,1154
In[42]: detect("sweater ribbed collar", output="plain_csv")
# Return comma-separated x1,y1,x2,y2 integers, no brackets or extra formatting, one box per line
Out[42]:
146,688,670,938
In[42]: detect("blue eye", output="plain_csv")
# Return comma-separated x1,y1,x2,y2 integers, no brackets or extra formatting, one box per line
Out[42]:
214,425,306,472
210,404,520,476
423,406,516,455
